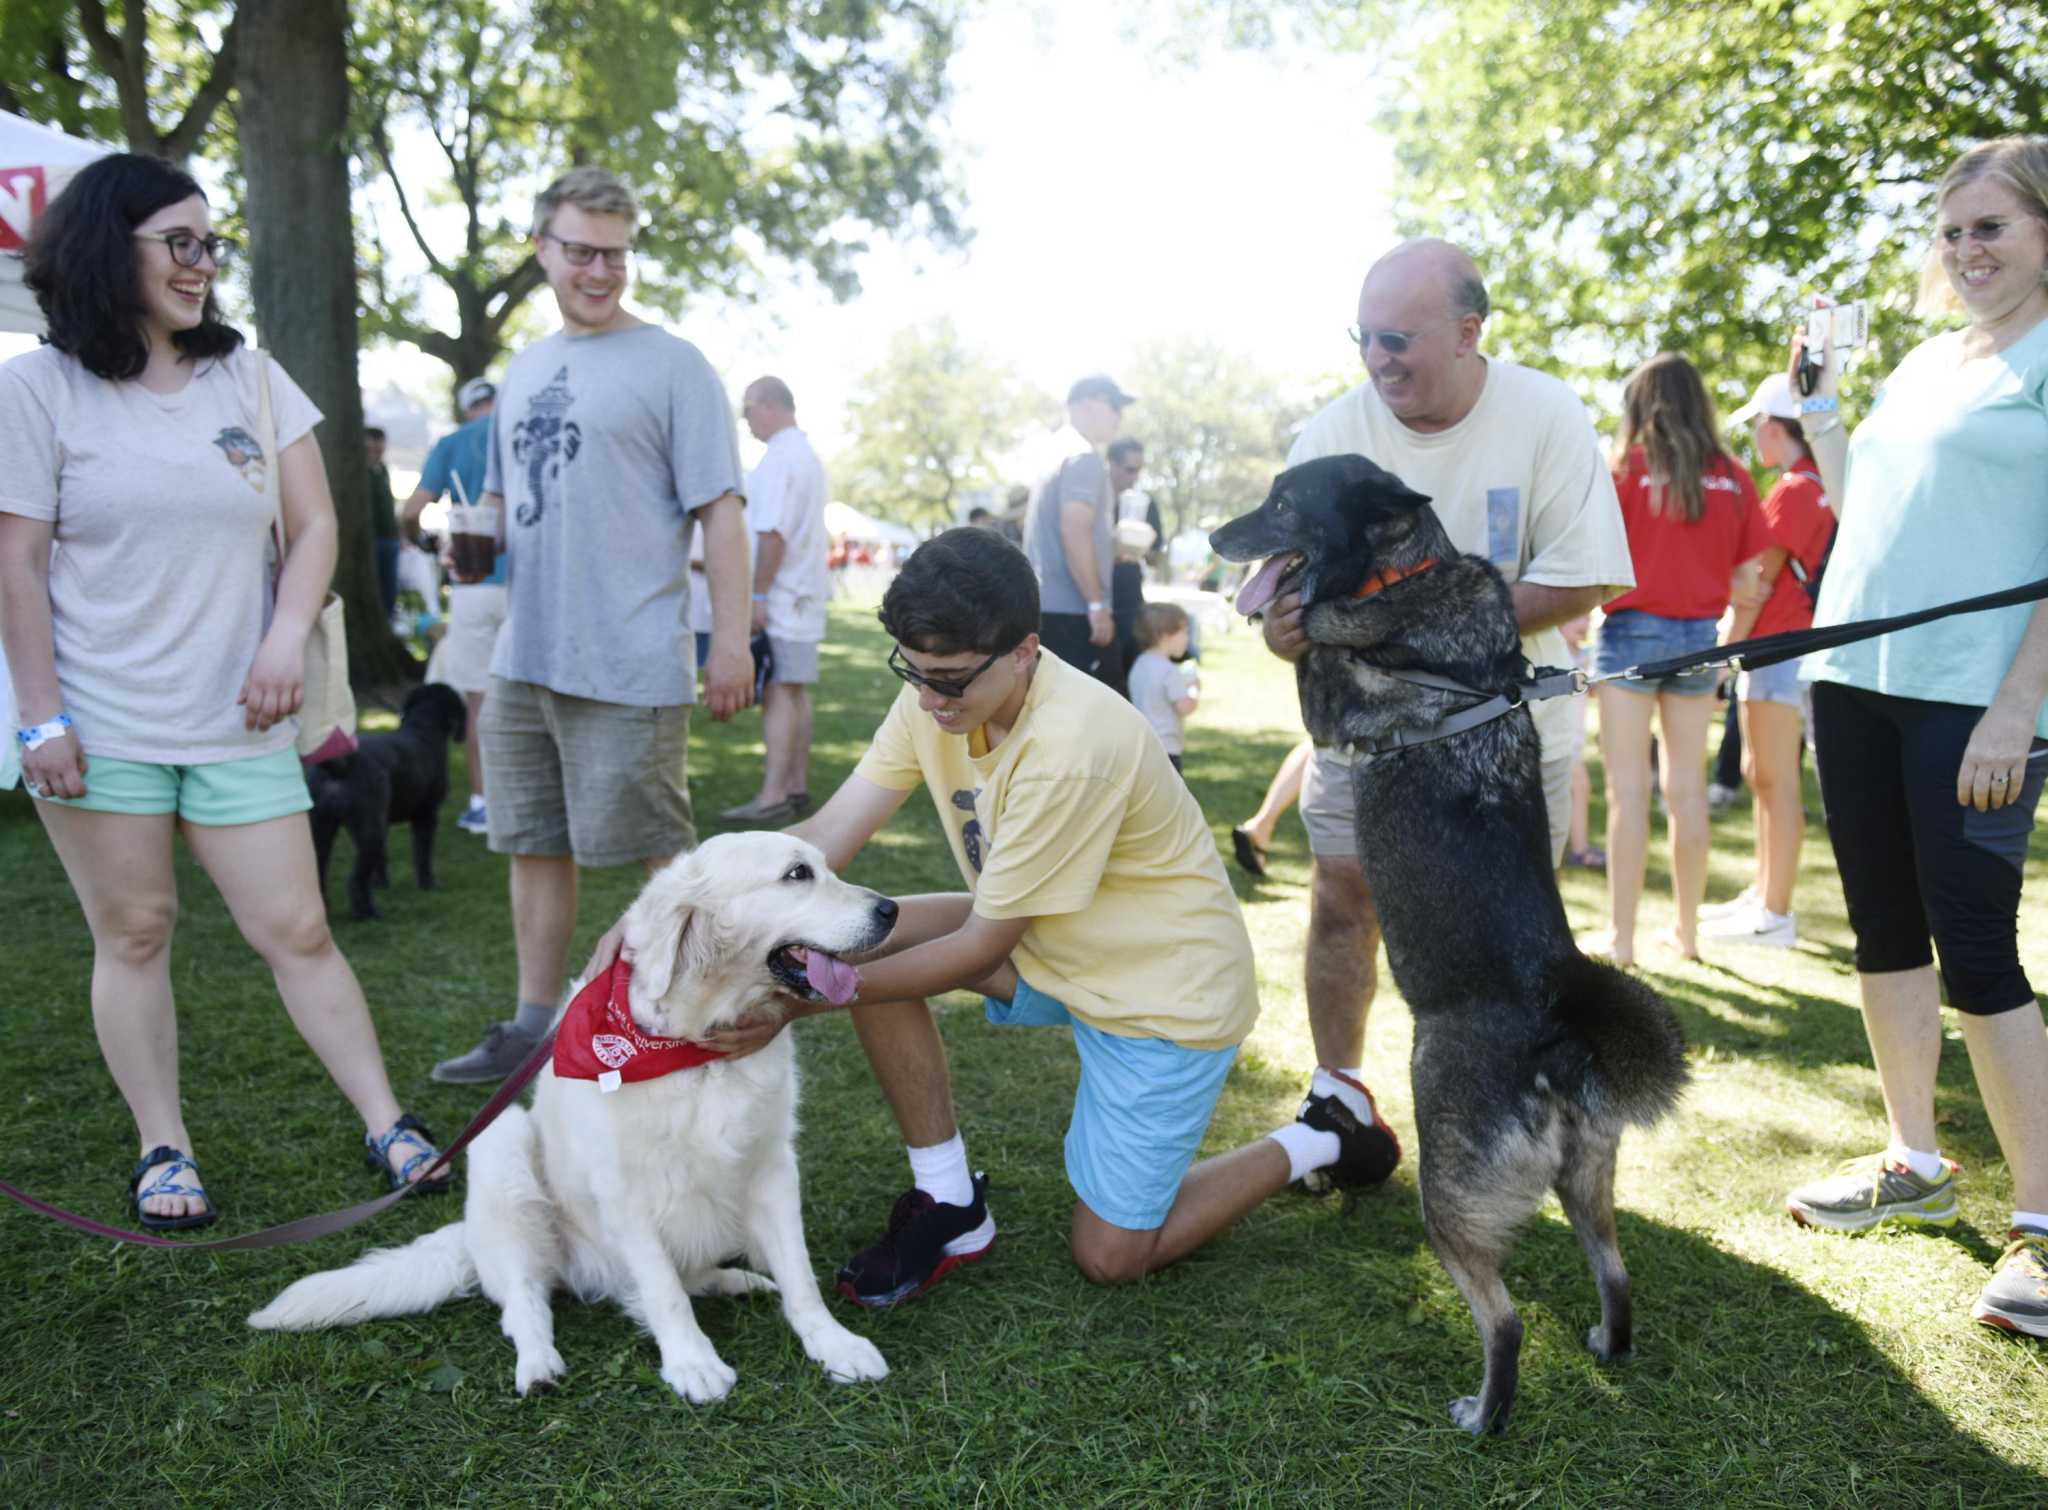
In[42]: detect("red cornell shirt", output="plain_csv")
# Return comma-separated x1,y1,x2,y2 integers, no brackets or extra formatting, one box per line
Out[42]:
1605,448,1771,620
1748,461,1834,639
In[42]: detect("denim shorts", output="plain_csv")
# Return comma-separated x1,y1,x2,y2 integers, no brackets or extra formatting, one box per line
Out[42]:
1592,609,1721,696
1737,657,1805,707
983,976,1236,1231
31,745,312,825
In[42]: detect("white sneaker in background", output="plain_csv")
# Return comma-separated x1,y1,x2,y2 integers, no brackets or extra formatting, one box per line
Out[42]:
456,797,488,835
1700,903,1796,947
1699,886,1759,920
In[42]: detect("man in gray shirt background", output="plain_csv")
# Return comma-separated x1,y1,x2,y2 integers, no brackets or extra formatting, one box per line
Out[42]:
432,165,755,1083
1024,374,1132,694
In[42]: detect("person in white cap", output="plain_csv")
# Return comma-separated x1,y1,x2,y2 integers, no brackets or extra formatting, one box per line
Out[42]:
400,375,501,834
1698,372,1837,947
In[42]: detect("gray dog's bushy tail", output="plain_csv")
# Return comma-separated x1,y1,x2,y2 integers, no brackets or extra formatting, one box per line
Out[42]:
1550,953,1690,1128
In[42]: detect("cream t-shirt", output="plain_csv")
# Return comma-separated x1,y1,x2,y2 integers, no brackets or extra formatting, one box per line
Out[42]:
1287,358,1634,756
0,345,322,764
853,650,1259,1050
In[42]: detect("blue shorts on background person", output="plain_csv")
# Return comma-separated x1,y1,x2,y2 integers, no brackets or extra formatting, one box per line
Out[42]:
1592,609,1721,696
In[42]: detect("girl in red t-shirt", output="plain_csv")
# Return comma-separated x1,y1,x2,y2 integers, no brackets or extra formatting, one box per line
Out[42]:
1700,374,1838,948
1589,353,1770,965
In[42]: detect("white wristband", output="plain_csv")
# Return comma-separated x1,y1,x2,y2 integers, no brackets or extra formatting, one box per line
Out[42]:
1086,601,1105,612
16,713,74,751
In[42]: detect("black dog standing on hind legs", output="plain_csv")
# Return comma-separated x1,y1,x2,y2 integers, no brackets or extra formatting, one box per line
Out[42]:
1212,453,1689,1435
306,682,469,921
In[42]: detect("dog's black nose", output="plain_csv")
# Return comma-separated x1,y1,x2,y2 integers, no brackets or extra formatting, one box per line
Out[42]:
874,897,899,924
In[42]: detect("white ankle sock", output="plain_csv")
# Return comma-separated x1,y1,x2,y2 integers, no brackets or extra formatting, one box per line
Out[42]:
1313,1066,1376,1125
2011,1209,2048,1234
1268,1122,1342,1183
906,1134,974,1208
1886,1144,1944,1181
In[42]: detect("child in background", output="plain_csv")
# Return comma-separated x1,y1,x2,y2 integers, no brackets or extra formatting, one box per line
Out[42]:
1128,602,1198,775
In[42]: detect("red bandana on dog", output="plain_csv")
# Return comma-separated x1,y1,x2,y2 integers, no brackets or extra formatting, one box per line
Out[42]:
553,958,726,1090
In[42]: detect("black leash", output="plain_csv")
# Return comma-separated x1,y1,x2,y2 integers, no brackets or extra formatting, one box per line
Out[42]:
1344,574,2048,757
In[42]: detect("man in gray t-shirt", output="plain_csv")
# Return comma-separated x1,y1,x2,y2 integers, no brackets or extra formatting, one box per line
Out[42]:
433,166,755,1085
1024,374,1132,694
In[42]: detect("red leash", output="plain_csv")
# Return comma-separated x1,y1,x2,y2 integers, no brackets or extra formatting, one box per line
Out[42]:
0,1028,557,1251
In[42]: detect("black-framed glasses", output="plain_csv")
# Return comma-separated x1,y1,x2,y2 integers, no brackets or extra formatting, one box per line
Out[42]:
1346,315,1456,356
541,232,632,269
134,232,236,269
888,645,1005,701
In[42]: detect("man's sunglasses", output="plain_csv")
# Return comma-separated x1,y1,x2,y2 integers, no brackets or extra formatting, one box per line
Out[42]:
888,645,1005,700
541,232,632,269
1346,315,1457,356
134,232,237,269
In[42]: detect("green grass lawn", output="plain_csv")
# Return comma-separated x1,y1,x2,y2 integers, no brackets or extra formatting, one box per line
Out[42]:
2,596,2044,1507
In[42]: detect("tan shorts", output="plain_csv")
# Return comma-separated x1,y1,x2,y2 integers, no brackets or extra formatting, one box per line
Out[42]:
479,677,695,868
767,636,820,686
439,584,508,695
1300,741,1574,868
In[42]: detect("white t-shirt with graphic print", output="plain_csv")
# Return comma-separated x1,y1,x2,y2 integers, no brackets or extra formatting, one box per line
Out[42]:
0,344,322,764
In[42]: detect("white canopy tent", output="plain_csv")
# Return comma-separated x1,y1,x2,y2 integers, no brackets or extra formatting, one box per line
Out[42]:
823,500,920,549
1,111,110,334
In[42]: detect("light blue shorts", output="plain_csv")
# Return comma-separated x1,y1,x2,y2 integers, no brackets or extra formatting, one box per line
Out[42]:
983,976,1237,1231
30,745,311,825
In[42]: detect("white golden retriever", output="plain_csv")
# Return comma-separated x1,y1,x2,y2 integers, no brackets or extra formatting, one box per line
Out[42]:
250,833,896,1403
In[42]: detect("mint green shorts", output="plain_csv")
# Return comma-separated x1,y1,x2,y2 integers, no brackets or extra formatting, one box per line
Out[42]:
33,746,312,826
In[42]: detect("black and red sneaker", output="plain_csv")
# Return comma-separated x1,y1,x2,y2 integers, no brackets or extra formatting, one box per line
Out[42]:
835,1172,995,1308
1297,1073,1402,1189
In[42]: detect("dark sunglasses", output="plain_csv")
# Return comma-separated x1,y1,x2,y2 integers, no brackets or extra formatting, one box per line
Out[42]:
888,644,1006,700
541,231,632,269
135,231,236,269
1346,315,1456,356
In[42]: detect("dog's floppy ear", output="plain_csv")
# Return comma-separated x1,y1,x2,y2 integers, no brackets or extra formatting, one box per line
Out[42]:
623,857,720,1004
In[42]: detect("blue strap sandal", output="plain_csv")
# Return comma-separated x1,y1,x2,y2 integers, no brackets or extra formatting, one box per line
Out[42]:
365,1113,454,1194
129,1145,220,1232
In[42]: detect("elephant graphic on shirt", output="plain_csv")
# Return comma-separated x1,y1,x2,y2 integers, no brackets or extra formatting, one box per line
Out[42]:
511,365,583,526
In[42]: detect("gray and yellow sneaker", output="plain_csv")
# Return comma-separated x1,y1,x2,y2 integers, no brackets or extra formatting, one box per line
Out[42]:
1786,1151,1958,1232
1971,1227,2048,1340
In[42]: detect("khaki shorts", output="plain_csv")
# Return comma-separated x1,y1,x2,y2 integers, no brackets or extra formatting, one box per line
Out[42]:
439,584,508,695
1300,741,1574,868
479,677,695,868
767,636,820,686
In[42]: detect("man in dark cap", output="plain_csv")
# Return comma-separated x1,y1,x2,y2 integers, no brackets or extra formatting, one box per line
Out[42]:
1024,374,1135,693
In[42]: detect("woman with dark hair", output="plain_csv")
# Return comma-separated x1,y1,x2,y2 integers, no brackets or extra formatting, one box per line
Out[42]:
1782,137,2048,1338
0,153,449,1231
1588,352,1770,965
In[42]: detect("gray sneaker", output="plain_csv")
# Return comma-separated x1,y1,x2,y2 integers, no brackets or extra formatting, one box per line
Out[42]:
1786,1151,1958,1232
1971,1227,2048,1339
431,1021,543,1084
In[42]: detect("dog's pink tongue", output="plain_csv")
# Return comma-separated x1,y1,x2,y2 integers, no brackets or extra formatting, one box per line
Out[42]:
1235,555,1292,617
799,948,859,1005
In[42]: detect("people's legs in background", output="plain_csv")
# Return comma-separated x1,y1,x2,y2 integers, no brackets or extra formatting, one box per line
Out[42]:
1232,739,1312,877
1653,686,1716,959
1708,689,1744,809
374,536,401,624
1704,685,1805,943
1590,684,1656,965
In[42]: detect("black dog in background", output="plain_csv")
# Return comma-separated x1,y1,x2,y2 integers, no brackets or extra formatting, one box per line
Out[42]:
1211,454,1688,1436
307,682,468,921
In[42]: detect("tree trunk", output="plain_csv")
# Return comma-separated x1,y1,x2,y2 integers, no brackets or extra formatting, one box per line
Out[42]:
236,0,417,692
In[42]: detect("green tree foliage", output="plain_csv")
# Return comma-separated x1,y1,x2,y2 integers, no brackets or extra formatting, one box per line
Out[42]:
0,0,237,162
1187,0,2045,406
355,0,967,406
834,319,1047,529
1122,338,1307,538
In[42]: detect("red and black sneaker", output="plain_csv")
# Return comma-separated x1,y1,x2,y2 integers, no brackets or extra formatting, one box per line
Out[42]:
1298,1073,1402,1189
835,1172,995,1308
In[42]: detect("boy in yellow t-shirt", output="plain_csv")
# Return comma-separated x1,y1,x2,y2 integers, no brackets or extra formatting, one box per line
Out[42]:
692,527,1397,1305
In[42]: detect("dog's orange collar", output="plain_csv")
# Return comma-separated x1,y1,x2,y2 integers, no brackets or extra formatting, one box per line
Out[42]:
1352,558,1439,600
